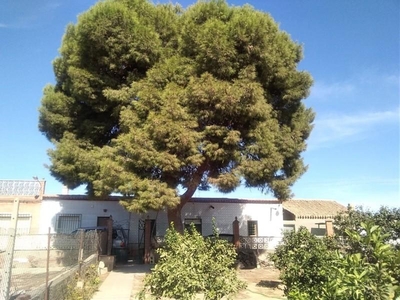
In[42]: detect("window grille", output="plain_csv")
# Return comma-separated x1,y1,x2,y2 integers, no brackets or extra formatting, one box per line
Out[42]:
247,220,258,236
56,214,81,234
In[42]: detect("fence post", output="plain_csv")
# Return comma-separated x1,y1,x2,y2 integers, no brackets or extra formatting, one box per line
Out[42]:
0,198,20,300
144,218,151,264
107,217,113,255
233,217,240,249
45,227,51,300
78,229,84,276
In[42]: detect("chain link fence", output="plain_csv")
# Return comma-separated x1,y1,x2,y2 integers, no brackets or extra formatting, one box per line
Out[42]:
0,229,99,300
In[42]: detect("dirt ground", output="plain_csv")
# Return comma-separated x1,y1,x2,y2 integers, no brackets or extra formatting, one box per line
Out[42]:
237,266,285,299
129,265,285,299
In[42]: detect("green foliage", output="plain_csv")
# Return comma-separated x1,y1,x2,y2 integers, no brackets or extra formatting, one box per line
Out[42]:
334,206,400,251
65,264,101,300
270,227,337,298
138,223,246,300
39,0,314,214
329,223,400,300
271,222,400,300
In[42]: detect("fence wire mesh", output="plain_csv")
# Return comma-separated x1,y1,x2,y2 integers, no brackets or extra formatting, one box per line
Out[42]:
0,229,99,300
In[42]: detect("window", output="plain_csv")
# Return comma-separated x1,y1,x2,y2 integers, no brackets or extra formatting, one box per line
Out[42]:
0,213,31,234
283,224,295,233
184,218,202,234
247,220,258,236
56,214,81,234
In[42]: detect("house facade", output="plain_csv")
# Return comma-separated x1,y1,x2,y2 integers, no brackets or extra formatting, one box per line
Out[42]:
40,195,284,252
0,180,284,254
0,180,45,234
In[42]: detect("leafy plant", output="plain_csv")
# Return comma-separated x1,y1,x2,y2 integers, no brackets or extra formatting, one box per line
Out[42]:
329,223,400,300
271,222,400,300
334,206,400,251
335,206,400,285
138,222,246,300
270,226,336,299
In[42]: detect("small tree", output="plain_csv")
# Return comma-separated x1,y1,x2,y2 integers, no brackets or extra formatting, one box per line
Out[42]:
138,223,246,300
271,223,400,300
334,206,400,251
330,223,400,300
270,227,336,299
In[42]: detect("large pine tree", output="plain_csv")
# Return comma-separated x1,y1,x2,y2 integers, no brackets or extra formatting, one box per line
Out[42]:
39,0,314,230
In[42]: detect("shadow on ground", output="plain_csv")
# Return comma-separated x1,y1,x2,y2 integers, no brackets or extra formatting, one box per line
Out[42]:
257,280,281,288
112,263,153,274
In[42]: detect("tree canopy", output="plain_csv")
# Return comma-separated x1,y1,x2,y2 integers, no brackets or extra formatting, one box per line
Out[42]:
39,0,314,226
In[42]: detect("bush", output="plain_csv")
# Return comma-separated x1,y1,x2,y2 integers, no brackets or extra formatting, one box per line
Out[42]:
334,206,400,251
271,223,400,300
329,223,400,300
270,227,336,299
138,223,246,300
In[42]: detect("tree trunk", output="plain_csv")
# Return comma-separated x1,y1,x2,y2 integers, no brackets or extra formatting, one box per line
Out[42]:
167,204,184,233
166,188,197,233
167,163,207,233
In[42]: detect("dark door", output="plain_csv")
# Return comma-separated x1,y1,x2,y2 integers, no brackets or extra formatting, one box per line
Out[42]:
97,216,110,227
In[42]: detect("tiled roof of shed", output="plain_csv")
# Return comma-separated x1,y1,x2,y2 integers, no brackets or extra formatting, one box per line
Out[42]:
283,200,346,218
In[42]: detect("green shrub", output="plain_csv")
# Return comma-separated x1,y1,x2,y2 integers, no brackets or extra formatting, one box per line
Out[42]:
334,206,400,251
271,223,400,300
138,223,246,300
329,223,400,300
270,226,336,299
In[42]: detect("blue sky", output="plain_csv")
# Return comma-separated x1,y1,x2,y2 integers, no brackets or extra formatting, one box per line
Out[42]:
0,0,398,209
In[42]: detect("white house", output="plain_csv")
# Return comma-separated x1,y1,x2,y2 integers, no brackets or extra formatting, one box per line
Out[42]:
39,195,284,252
0,180,284,253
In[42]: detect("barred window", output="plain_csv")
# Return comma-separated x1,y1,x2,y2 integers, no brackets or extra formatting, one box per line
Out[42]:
56,214,81,234
0,213,31,234
247,220,258,236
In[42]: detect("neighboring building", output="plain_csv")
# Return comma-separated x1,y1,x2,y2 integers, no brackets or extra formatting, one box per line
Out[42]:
282,199,346,236
0,179,45,234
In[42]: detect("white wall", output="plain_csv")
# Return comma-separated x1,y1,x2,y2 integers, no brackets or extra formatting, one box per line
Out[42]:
40,198,130,232
141,201,283,237
39,198,283,249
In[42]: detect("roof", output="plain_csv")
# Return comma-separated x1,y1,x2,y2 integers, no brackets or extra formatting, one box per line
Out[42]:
42,195,279,205
190,197,279,204
283,200,346,219
43,194,122,201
